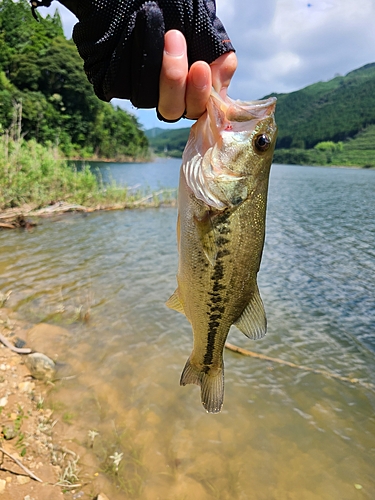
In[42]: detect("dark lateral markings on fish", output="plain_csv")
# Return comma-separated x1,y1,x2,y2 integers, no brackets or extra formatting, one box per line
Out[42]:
167,88,277,413
204,216,231,367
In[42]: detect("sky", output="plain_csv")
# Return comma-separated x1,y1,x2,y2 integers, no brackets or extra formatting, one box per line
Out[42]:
41,0,375,131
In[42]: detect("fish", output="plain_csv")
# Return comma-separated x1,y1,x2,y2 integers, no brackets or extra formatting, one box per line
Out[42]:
166,89,277,413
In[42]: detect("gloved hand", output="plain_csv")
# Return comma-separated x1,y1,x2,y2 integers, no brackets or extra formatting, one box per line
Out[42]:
31,0,234,109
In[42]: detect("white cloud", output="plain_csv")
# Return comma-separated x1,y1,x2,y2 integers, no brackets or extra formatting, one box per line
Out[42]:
223,0,375,100
40,0,375,129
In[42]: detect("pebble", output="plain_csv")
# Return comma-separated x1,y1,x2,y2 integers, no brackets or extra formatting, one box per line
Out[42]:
0,396,8,407
16,476,30,485
18,381,35,393
96,494,110,500
0,479,6,494
73,492,84,499
2,424,17,440
44,409,53,419
15,338,26,348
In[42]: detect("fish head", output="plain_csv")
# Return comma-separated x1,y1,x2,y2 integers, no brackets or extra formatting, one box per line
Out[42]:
182,90,277,209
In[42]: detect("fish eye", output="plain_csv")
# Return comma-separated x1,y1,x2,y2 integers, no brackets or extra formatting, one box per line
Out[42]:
254,134,271,152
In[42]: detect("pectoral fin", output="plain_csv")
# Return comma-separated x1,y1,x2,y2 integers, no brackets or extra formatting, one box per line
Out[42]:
166,289,185,315
195,213,217,266
234,287,267,340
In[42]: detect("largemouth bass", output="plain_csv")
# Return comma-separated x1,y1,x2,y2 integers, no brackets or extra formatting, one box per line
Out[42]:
167,89,277,413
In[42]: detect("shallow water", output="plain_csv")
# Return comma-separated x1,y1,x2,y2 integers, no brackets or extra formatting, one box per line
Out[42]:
1,161,375,499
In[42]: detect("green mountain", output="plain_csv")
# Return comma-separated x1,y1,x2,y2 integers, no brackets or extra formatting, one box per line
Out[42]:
147,63,375,166
144,127,167,139
0,0,148,159
271,63,375,149
146,127,190,157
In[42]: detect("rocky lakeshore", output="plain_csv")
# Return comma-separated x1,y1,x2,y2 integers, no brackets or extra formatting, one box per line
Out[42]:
0,307,111,500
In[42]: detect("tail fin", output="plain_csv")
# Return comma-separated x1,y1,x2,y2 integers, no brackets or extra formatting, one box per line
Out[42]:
180,358,224,414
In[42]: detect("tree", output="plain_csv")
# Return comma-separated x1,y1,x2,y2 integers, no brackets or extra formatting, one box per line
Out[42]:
0,0,149,158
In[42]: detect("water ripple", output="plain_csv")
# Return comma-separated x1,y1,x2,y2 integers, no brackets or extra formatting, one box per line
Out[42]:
1,163,375,498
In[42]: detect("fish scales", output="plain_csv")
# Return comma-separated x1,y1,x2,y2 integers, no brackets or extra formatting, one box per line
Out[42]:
167,89,277,413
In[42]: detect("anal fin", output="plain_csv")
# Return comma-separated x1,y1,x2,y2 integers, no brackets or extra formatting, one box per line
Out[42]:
166,289,185,315
234,287,267,340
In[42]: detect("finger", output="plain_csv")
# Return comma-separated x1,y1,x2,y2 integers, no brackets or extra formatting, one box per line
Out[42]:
184,61,212,120
158,30,188,121
210,51,238,97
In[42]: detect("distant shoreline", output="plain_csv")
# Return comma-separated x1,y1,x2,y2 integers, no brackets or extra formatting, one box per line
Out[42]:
272,163,374,170
140,155,374,170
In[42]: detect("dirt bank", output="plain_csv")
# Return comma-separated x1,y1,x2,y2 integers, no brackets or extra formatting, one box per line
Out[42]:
0,308,110,500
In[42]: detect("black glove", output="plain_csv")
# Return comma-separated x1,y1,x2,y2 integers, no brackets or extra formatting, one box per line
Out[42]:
31,0,234,109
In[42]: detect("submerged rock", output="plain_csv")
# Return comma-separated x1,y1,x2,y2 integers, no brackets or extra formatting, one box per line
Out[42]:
14,337,27,348
25,352,56,380
27,323,70,360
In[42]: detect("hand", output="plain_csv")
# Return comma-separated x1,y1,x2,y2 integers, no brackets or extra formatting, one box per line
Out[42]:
158,30,237,122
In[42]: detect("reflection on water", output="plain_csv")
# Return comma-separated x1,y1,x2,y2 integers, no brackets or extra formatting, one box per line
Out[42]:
89,157,182,192
1,162,375,499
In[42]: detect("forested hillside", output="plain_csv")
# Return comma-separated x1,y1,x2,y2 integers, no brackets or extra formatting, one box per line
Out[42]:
272,63,375,149
0,0,148,159
148,64,375,167
145,127,190,158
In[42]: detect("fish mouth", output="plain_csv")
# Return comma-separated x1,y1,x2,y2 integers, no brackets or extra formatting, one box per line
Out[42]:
209,89,276,130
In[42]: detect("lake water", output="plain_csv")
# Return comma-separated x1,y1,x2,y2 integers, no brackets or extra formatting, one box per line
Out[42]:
1,160,375,499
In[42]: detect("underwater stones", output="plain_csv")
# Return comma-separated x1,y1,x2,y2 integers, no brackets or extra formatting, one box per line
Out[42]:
27,323,70,360
25,352,56,381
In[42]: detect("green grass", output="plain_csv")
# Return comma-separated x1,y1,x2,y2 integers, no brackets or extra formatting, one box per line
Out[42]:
0,136,175,210
0,136,97,209
98,427,146,497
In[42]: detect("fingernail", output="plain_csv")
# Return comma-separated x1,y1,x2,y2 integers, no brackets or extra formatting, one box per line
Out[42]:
164,30,186,57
